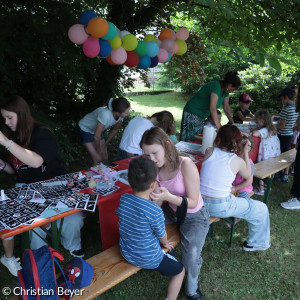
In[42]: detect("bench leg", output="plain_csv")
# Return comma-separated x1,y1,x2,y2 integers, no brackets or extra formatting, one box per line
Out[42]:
263,175,274,206
229,217,235,247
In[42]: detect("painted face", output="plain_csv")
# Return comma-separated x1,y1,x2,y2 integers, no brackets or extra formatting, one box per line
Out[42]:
142,144,166,168
1,109,18,131
119,107,130,118
240,102,251,110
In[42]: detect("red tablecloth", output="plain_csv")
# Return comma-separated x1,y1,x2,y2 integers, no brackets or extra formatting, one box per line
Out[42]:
98,154,204,250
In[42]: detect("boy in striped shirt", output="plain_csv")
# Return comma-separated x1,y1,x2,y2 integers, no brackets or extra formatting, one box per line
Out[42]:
276,87,299,182
116,157,185,300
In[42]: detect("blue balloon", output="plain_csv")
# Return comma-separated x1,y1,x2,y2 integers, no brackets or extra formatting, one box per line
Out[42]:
138,55,151,69
150,56,159,68
98,40,112,58
146,41,159,58
80,10,97,27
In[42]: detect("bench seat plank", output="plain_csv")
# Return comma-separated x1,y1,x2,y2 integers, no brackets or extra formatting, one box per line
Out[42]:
72,224,180,300
254,149,296,179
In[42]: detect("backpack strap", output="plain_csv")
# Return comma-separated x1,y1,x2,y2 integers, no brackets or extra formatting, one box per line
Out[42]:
18,270,29,300
49,247,64,262
27,249,41,300
54,257,71,300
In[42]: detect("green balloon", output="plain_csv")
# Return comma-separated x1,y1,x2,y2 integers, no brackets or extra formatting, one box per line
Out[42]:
134,41,148,56
102,22,117,40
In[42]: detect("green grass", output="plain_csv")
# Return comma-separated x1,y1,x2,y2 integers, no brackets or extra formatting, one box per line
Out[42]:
1,92,299,300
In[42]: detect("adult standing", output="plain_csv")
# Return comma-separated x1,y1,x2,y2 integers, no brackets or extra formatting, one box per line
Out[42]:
200,125,270,251
180,70,241,141
78,97,130,165
281,83,300,209
0,95,84,276
141,127,209,300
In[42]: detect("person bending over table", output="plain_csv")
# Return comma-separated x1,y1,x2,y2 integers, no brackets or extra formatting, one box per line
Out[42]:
180,70,241,142
140,127,209,300
200,124,270,252
0,95,84,276
78,97,130,165
116,110,177,160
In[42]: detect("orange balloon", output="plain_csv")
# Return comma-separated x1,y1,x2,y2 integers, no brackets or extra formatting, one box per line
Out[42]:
87,17,109,38
158,29,173,41
106,55,116,65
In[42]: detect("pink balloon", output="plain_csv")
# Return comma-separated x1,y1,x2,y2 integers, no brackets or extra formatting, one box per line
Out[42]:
68,24,89,45
83,37,100,58
111,47,127,64
169,42,179,55
176,27,189,40
157,48,168,63
161,38,175,51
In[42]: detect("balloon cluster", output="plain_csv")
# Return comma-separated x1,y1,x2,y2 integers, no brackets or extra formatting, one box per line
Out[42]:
68,10,189,69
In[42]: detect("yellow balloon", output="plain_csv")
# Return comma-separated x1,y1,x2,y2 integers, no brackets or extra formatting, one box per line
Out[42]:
108,36,122,49
144,34,157,43
122,34,138,51
175,40,187,55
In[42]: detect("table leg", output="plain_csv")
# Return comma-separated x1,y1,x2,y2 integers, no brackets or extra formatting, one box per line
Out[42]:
264,175,274,206
51,220,59,250
20,231,30,255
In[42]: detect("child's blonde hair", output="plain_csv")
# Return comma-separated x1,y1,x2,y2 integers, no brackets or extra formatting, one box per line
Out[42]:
254,110,277,137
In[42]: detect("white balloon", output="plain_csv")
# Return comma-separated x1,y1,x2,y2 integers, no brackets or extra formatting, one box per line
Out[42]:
120,30,130,38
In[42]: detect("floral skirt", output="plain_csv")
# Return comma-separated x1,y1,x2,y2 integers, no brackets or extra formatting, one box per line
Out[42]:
180,110,205,142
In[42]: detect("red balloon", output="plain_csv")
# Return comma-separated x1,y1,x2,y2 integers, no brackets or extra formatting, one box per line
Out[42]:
125,51,139,67
106,55,116,65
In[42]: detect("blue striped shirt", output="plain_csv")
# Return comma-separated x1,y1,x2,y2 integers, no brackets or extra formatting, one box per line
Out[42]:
278,103,299,136
116,193,166,269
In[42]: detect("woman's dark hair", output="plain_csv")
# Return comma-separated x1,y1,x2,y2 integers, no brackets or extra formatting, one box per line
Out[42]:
128,157,157,192
214,124,243,155
140,127,180,171
220,70,241,89
1,95,37,148
110,97,130,113
151,110,176,135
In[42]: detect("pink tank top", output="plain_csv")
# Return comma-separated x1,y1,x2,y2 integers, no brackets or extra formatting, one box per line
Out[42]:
157,157,203,213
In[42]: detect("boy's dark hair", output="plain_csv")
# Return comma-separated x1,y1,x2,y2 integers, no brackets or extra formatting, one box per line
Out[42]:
110,97,130,113
128,157,157,192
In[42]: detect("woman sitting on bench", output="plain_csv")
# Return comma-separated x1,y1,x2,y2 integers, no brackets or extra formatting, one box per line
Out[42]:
200,125,271,252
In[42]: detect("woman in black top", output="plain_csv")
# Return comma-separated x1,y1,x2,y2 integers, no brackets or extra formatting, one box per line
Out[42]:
0,95,84,277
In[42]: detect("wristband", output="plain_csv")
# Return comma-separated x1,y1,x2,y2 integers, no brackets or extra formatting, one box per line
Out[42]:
5,140,13,151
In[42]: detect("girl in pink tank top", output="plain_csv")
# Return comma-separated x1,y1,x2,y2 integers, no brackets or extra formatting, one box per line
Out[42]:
140,127,209,299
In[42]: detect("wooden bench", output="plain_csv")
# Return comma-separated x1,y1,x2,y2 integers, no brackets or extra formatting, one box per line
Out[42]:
254,148,296,205
7,219,217,300
71,218,218,299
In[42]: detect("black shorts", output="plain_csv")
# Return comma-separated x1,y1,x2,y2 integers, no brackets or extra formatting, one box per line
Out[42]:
153,252,183,277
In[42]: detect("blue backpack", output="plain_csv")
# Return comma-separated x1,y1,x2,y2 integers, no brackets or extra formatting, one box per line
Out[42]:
18,245,67,300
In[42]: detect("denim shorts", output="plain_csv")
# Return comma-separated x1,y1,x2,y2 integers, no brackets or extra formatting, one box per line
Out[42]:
154,252,183,277
77,126,104,143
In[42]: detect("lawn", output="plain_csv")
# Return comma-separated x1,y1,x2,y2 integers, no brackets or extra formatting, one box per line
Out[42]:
0,91,299,300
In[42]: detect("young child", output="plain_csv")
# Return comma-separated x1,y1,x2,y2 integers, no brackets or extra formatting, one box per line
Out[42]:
233,94,255,124
232,136,255,198
252,110,281,194
205,110,222,129
276,87,299,182
116,157,185,300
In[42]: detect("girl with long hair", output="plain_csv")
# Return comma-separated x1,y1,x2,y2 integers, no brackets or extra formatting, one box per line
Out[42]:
0,95,84,277
200,124,270,252
252,110,281,194
140,127,209,300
